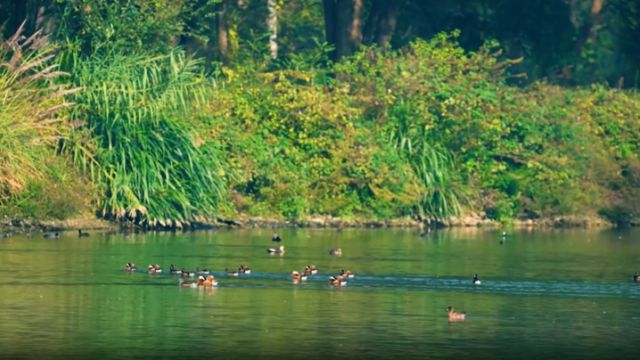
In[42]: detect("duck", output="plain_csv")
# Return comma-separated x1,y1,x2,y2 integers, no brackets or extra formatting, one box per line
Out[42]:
147,264,162,274
328,275,347,287
180,276,205,288
169,264,182,275
43,232,60,239
303,265,318,276
272,233,282,242
292,271,307,283
196,267,210,275
124,262,137,272
78,229,90,237
447,306,466,321
180,268,195,277
238,264,251,274
420,227,431,237
202,275,218,287
329,248,342,256
340,269,354,279
225,268,240,277
472,274,481,285
267,245,285,255
633,272,639,283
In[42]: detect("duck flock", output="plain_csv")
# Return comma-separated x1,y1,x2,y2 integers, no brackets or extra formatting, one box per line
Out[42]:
120,231,640,322
123,233,358,291
2,228,639,321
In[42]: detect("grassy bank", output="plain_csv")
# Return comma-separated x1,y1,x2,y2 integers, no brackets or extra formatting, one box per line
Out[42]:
1,32,638,227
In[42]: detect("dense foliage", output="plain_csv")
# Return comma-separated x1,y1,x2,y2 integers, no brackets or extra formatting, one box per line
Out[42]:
0,1,638,226
67,51,226,226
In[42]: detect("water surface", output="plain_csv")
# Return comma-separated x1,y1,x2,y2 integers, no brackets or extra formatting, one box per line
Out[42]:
0,227,639,359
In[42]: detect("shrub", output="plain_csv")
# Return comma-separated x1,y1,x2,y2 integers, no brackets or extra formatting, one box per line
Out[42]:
68,50,225,226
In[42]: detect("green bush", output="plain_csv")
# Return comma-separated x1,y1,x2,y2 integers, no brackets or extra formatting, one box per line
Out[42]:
68,50,225,226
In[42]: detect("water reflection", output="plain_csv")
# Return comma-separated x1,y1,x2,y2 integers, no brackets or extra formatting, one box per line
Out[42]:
0,228,639,358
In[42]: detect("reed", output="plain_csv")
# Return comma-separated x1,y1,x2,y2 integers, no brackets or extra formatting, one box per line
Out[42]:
0,23,78,202
389,100,462,220
68,49,225,227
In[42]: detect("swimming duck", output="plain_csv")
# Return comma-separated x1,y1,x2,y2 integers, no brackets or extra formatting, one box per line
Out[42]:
196,267,210,275
328,275,347,287
202,275,218,287
292,271,307,283
329,248,342,256
78,229,90,237
180,276,205,288
238,265,251,274
43,232,60,239
180,268,195,277
420,227,431,237
633,272,639,283
340,269,354,279
447,306,466,321
124,262,137,272
472,274,481,285
267,245,285,255
303,265,318,276
169,264,182,275
225,268,240,277
272,233,282,242
147,264,162,274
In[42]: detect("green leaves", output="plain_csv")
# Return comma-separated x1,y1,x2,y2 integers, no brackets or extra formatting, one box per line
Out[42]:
68,49,225,226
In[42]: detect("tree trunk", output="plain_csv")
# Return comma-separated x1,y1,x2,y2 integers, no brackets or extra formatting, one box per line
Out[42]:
217,0,229,60
350,0,364,48
323,0,338,60
323,0,363,61
575,0,605,53
267,0,278,60
364,0,399,46
374,0,398,47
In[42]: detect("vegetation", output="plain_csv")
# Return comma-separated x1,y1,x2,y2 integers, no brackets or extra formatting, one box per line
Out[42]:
67,51,225,226
0,23,92,219
0,1,638,226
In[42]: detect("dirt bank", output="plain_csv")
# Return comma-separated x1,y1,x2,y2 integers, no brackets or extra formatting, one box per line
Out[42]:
0,212,619,233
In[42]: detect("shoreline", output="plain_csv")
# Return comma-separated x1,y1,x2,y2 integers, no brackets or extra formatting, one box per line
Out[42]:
0,213,628,233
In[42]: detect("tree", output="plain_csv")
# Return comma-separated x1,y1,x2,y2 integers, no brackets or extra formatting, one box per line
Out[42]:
574,0,605,53
323,0,363,61
217,0,230,60
267,0,278,59
363,0,399,46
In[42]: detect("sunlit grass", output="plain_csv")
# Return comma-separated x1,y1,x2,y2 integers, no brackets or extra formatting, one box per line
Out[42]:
0,23,79,202
67,49,225,227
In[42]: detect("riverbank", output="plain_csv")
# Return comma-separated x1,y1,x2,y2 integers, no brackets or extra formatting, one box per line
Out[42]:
1,212,627,233
0,216,117,233
230,213,618,229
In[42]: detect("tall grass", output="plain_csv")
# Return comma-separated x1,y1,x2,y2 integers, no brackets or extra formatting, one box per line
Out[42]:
68,50,225,227
389,100,462,220
0,23,79,202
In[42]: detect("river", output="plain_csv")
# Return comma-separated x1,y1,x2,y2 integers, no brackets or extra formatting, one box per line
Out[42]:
0,227,639,359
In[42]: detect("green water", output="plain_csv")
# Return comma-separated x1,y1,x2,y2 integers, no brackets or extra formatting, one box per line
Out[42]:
0,228,639,359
